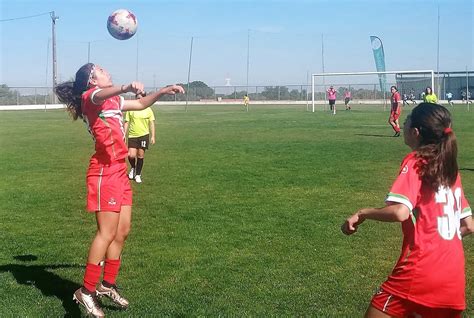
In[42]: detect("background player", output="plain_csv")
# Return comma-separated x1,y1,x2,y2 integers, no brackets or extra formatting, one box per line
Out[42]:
423,86,438,103
55,63,184,317
124,92,156,184
327,86,337,115
389,86,402,137
342,103,473,318
446,91,454,106
409,90,417,105
243,94,250,111
344,89,352,110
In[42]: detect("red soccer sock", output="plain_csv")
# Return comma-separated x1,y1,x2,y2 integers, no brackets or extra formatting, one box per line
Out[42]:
83,263,102,293
103,259,121,285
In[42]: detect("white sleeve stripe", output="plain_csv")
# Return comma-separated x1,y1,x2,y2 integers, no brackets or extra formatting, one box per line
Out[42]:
385,196,413,212
461,208,472,219
90,89,103,105
119,96,124,110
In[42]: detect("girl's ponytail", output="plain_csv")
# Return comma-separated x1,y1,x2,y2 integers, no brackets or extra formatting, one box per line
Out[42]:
55,81,83,120
54,63,95,120
410,103,458,191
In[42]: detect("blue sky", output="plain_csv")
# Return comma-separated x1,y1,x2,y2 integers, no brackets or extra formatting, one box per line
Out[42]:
1,0,473,88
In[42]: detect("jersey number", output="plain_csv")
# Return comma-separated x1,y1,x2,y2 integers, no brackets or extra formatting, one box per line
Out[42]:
435,187,462,240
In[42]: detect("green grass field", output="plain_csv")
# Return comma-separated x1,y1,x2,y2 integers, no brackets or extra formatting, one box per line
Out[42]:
0,104,473,316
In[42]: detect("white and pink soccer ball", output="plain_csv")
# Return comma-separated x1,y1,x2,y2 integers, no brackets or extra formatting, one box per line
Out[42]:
107,9,138,40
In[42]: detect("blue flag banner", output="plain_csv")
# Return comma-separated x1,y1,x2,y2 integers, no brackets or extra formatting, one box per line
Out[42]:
370,36,387,92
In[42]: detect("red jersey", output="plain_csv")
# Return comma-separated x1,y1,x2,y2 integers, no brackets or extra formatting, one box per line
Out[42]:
383,152,472,310
391,92,401,112
81,87,128,168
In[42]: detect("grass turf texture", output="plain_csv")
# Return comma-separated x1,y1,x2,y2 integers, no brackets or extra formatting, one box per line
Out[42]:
0,104,473,316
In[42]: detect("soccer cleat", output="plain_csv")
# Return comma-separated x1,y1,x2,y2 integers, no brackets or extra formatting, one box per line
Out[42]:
96,283,129,308
134,175,142,183
394,132,401,137
128,168,135,180
73,288,105,318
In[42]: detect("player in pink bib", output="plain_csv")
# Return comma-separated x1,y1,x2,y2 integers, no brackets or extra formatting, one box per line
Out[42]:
327,86,337,114
55,63,184,317
342,103,473,318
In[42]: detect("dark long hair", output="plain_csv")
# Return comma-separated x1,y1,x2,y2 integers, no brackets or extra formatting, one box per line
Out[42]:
410,103,457,190
54,63,95,120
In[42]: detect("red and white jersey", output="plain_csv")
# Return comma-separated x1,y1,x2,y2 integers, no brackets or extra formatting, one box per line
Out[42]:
81,87,128,167
383,152,472,310
391,92,401,111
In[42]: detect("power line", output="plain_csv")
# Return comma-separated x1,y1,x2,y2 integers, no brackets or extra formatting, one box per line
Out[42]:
0,11,52,22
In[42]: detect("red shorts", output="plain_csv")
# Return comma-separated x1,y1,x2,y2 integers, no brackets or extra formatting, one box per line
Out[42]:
371,288,462,318
86,162,132,212
390,110,401,121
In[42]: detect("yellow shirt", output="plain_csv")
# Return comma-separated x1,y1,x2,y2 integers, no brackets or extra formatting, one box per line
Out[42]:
423,93,438,104
124,108,155,138
244,96,249,104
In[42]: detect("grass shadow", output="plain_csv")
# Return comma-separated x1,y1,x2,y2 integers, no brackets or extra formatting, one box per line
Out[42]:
355,133,396,138
460,168,474,172
1,255,82,317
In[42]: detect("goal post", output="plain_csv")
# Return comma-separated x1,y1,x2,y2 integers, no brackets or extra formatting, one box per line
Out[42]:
311,70,435,112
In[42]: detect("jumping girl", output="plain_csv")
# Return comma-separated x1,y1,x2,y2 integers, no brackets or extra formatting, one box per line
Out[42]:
342,103,473,318
55,63,184,317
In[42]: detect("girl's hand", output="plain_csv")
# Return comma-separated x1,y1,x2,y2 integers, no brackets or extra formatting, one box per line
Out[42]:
341,211,365,235
159,85,185,95
150,136,155,145
123,82,145,95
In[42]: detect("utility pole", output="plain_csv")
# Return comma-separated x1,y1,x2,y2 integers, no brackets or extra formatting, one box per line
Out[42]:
50,11,59,102
246,29,250,96
436,3,440,96
185,36,194,112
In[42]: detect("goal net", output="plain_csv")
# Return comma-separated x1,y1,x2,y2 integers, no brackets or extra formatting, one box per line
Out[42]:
311,70,435,112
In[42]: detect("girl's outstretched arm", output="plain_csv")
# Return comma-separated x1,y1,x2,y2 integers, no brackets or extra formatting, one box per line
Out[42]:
93,81,145,104
341,203,410,235
123,85,185,111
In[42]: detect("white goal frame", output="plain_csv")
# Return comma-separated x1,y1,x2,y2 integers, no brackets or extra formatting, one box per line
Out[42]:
311,70,435,112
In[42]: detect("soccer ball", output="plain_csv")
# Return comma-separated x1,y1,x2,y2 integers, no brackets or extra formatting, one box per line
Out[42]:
107,9,138,40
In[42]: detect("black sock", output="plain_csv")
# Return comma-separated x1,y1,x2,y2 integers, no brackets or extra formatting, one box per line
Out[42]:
102,280,115,288
136,158,144,175
128,156,136,169
81,287,93,295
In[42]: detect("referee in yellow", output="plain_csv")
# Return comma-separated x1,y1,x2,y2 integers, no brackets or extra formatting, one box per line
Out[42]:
124,92,156,183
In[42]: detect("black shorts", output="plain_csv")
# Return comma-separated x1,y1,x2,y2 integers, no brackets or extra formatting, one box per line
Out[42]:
344,98,350,105
128,134,150,150
329,99,336,106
